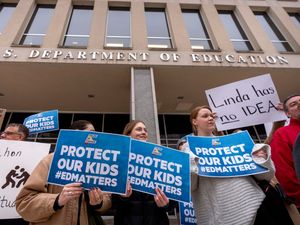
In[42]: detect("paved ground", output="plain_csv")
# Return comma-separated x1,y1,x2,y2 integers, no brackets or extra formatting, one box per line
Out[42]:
103,215,180,225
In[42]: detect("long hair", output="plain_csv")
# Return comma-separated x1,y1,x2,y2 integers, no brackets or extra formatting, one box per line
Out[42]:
190,105,212,135
123,120,145,136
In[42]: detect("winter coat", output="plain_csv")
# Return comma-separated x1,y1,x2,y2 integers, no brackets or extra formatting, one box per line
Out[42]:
16,153,111,225
183,142,275,225
271,118,300,207
112,190,169,225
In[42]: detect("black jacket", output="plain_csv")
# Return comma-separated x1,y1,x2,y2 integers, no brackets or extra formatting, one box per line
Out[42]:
112,191,169,225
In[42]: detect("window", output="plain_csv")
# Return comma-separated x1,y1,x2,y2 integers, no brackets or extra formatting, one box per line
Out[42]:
254,11,293,52
288,12,300,28
145,8,172,48
159,114,191,149
20,5,54,46
105,7,131,48
182,9,213,50
63,6,93,47
103,114,129,134
0,3,17,34
218,10,253,51
73,113,103,131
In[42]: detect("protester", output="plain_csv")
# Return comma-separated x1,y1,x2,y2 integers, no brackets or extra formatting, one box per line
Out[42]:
0,123,29,225
15,120,111,225
112,120,170,225
183,105,276,225
293,134,300,181
0,123,29,141
270,94,300,210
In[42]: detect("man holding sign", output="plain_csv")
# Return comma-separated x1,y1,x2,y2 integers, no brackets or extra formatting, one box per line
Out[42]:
0,123,29,225
271,94,300,210
1,123,29,141
16,120,111,225
182,105,276,225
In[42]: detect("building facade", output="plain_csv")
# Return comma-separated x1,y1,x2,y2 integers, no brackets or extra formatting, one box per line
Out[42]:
0,0,299,148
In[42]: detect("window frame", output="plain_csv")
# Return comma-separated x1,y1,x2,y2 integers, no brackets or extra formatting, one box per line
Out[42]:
145,7,174,49
218,10,254,52
0,3,17,35
62,5,94,48
253,11,293,53
288,12,300,28
105,6,132,49
19,4,55,47
181,9,214,50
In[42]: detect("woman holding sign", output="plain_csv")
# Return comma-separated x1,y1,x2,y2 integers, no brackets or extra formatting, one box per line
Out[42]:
184,105,276,225
16,120,111,225
112,120,171,225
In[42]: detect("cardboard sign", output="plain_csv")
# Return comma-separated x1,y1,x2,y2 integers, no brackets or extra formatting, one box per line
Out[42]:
179,201,197,225
205,74,287,131
129,139,191,203
48,130,130,194
23,110,59,134
187,131,269,177
0,140,50,219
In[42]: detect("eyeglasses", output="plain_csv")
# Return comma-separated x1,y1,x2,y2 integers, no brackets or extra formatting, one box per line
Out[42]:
0,131,22,136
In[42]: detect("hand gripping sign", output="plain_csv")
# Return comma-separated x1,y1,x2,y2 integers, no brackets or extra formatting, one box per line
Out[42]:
48,130,131,194
187,131,269,177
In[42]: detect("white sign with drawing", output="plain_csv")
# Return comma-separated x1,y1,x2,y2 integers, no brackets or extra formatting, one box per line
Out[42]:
0,140,50,219
205,74,287,131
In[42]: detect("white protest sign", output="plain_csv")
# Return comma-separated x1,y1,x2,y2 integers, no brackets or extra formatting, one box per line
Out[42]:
0,140,50,219
264,119,290,136
205,74,287,131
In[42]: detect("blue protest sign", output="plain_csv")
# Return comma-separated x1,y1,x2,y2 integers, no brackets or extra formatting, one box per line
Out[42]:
129,139,190,203
48,130,130,194
23,110,59,134
179,201,197,225
187,131,268,177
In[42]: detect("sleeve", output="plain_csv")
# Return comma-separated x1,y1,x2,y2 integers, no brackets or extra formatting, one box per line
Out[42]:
15,154,58,223
293,134,300,181
264,120,286,145
252,143,275,181
94,193,112,213
182,143,199,192
270,131,300,204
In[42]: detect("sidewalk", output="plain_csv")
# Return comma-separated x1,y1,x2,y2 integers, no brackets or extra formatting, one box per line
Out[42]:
103,215,180,225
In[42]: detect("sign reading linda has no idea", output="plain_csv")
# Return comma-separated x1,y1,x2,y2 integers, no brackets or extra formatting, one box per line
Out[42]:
205,74,287,131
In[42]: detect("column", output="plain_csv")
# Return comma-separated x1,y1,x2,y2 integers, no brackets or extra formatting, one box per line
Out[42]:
131,67,160,144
